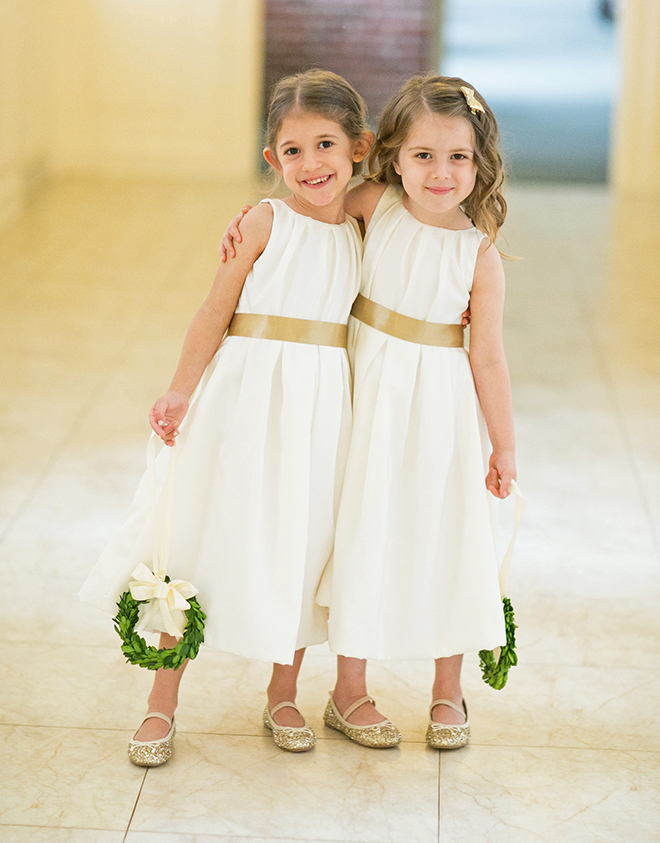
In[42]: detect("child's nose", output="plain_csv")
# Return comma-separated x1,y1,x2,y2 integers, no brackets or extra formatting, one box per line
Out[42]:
301,150,322,171
434,160,452,180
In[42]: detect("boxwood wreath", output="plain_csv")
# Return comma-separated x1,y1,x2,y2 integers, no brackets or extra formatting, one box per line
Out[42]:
113,579,206,671
478,597,517,690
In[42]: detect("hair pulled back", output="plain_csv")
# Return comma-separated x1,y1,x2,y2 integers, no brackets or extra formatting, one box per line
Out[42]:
368,75,507,244
265,69,369,176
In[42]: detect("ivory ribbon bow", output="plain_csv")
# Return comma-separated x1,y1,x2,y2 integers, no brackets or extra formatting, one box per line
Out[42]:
129,562,198,639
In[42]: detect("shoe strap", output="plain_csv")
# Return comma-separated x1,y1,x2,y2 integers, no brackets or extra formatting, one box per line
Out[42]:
430,699,466,718
142,711,173,727
343,695,375,721
270,700,301,717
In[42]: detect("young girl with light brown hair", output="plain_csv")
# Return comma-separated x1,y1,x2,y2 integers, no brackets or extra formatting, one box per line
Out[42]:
323,74,515,750
222,74,516,750
80,68,373,763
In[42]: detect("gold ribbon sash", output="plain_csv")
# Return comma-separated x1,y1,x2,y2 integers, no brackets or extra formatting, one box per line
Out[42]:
351,294,464,348
228,313,347,348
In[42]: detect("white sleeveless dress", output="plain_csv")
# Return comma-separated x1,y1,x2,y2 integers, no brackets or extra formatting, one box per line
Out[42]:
80,199,362,665
327,185,506,661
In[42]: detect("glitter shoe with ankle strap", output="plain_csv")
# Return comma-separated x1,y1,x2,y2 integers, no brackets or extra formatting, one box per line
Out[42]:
425,699,470,749
128,711,176,766
263,701,316,752
323,694,401,748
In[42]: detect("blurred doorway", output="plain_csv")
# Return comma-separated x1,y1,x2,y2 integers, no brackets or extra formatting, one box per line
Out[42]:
441,0,618,182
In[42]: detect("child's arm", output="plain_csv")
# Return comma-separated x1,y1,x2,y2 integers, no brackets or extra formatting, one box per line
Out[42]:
219,181,387,260
151,203,273,445
344,180,386,235
467,240,516,499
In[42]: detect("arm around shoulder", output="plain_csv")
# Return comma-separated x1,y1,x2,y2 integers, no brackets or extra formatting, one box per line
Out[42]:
345,180,387,229
228,202,273,265
191,201,273,335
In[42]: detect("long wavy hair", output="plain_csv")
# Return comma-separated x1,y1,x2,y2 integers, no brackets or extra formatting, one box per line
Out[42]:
368,75,507,247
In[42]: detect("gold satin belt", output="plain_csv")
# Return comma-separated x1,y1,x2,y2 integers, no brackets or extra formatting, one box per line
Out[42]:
350,294,464,347
228,312,348,348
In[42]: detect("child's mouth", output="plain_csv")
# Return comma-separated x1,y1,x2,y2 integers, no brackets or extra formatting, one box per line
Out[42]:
303,175,332,188
427,186,453,195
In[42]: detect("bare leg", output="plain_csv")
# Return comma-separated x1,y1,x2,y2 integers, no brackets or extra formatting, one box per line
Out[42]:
333,656,386,725
431,654,465,724
133,633,189,741
267,647,306,727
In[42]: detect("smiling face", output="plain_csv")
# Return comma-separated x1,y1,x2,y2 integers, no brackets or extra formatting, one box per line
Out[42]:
264,109,367,222
394,111,478,226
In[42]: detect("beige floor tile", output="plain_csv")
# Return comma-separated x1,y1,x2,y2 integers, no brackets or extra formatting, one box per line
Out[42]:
439,745,660,843
0,644,148,730
0,726,144,830
0,829,124,842
0,643,269,735
129,733,439,842
125,835,343,843
459,661,660,751
513,593,660,669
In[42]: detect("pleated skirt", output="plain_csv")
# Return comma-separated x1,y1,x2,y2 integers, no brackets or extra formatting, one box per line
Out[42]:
80,335,353,665
327,322,506,661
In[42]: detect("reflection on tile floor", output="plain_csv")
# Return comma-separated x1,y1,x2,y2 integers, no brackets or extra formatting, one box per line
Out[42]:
1,179,659,842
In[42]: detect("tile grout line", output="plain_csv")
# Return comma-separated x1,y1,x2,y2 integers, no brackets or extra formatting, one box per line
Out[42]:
4,721,659,755
123,767,148,842
118,828,396,842
437,749,443,843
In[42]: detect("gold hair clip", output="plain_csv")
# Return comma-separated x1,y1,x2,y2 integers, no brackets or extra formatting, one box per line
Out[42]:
460,86,485,115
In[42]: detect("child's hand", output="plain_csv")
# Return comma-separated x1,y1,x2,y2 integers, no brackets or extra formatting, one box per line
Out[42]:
220,205,253,262
486,451,516,499
149,391,189,446
461,305,471,327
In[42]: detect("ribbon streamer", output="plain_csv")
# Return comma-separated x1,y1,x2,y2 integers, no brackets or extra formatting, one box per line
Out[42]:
497,479,525,598
128,436,198,639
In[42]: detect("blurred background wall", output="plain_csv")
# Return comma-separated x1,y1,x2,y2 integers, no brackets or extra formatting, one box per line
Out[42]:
441,0,616,182
0,0,264,231
1,0,659,234
264,0,440,115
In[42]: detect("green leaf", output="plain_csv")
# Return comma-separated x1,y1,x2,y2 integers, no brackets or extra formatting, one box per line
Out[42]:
479,597,518,690
114,589,206,671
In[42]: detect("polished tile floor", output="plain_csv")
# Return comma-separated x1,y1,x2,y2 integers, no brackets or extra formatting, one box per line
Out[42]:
1,178,659,842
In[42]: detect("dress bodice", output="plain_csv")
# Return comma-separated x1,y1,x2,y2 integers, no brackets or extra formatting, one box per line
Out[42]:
361,185,485,323
235,198,362,322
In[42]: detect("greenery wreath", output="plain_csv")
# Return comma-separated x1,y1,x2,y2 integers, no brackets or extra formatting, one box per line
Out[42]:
113,580,206,671
478,597,518,690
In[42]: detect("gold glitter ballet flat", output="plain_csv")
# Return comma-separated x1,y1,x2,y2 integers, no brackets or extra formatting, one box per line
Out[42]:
127,711,176,766
263,701,316,752
425,699,470,749
323,694,401,748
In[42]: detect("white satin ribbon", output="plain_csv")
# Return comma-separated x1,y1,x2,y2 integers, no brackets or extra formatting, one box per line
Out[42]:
498,479,525,598
128,435,198,639
129,562,197,639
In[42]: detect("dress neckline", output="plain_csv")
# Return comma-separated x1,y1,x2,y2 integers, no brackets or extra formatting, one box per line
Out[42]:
271,198,351,227
389,186,476,234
